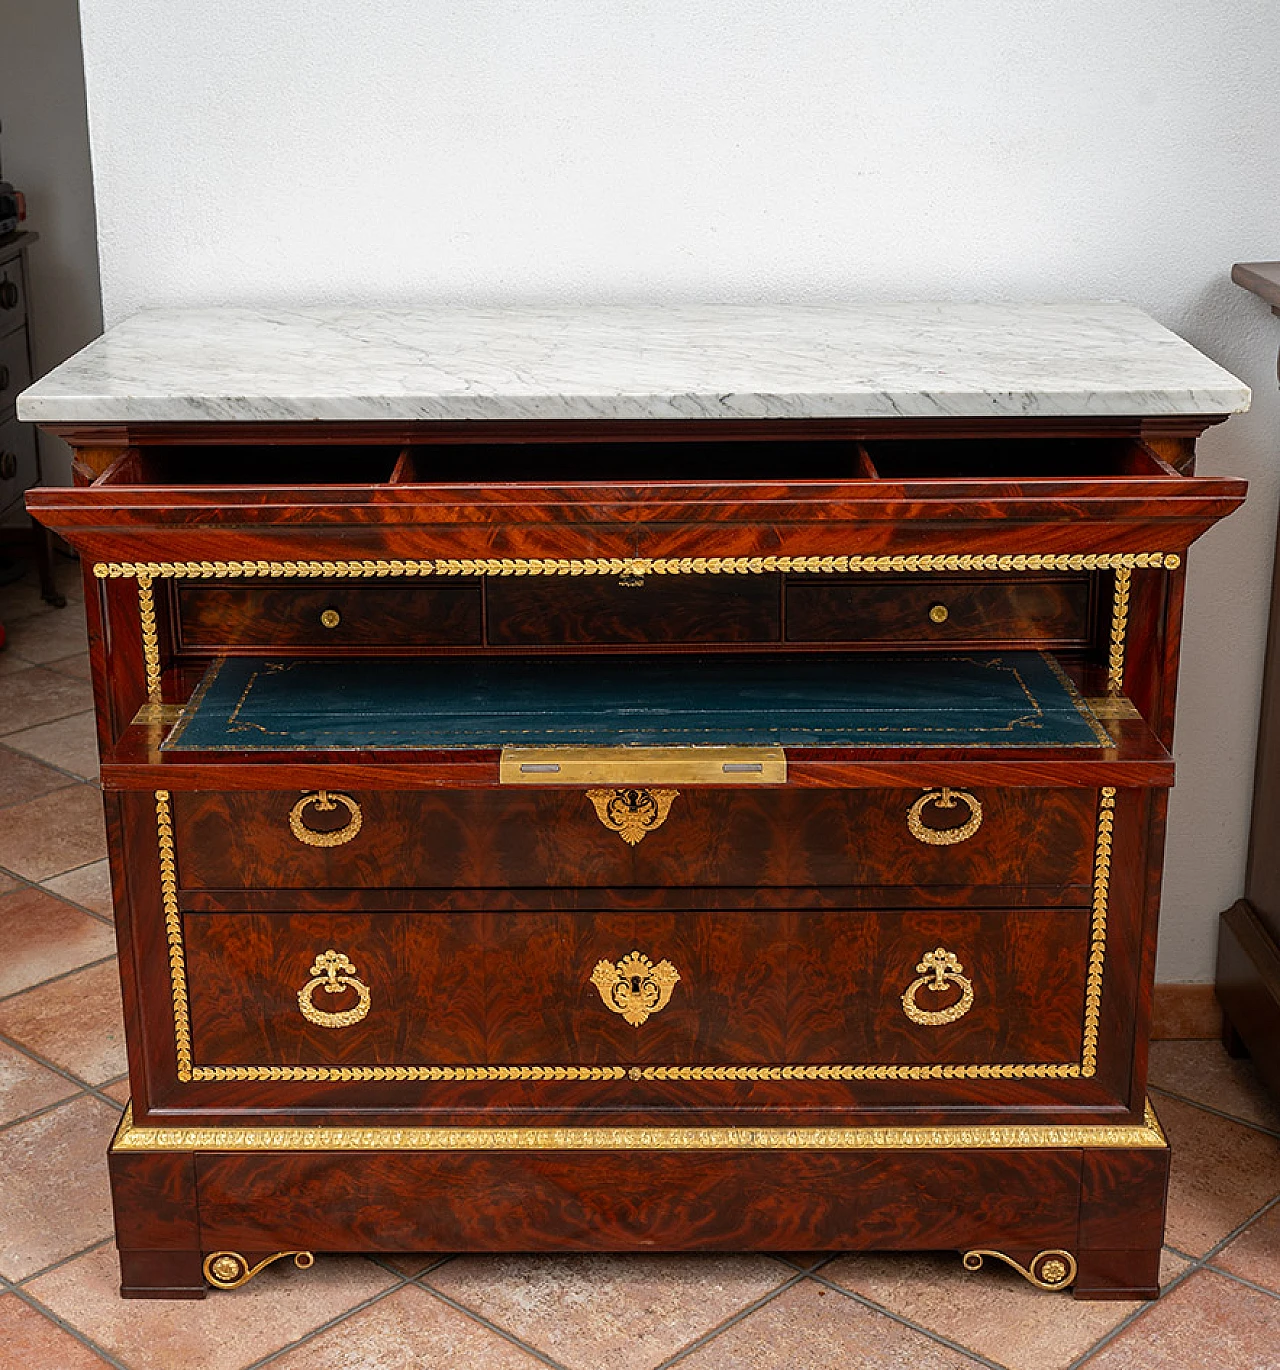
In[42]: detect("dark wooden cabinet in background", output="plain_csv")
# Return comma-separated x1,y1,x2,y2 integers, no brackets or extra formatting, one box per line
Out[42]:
1220,261,1280,1099
0,230,59,604
21,304,1248,1301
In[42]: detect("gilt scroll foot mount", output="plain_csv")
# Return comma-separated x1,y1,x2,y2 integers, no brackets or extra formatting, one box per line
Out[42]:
203,1250,315,1291
962,1247,1077,1291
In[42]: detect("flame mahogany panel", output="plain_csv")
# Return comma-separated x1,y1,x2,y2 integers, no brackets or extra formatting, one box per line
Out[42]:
181,905,1087,1073
24,410,1244,1298
171,786,1098,894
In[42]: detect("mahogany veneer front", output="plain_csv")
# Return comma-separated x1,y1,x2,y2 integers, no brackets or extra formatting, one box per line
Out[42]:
171,786,1099,893
27,405,1244,1302
182,905,1089,1072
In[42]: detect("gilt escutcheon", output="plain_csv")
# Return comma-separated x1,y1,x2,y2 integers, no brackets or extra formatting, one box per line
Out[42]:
591,951,681,1025
585,788,679,846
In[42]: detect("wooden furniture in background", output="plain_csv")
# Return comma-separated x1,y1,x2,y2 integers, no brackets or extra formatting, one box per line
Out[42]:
1219,261,1280,1099
0,230,61,606
21,305,1247,1302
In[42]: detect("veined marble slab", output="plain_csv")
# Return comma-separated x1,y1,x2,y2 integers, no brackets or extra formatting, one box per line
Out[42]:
17,302,1250,424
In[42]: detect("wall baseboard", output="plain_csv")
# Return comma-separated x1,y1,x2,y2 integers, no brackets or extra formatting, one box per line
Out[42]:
1152,981,1222,1040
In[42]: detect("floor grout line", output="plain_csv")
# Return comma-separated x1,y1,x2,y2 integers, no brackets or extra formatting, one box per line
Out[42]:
0,851,116,928
655,1271,810,1369
0,767,80,810
767,1252,837,1275
0,702,97,747
0,1026,126,1110
410,1277,574,1370
0,952,118,1006
1148,1082,1280,1140
365,1252,457,1280
1199,1263,1280,1303
1196,1191,1280,1263
0,1084,93,1135
803,1269,1010,1370
1066,1193,1280,1368
1063,1260,1201,1370
7,1282,133,1370
11,1235,116,1289
242,1276,412,1370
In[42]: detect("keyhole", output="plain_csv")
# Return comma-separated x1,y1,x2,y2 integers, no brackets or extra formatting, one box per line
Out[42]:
631,976,642,993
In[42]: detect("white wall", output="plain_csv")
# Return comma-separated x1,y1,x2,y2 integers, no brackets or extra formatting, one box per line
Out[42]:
0,0,103,486
76,0,1280,979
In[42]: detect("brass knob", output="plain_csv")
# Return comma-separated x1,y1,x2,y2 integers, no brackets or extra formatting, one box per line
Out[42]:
320,607,341,629
928,603,949,624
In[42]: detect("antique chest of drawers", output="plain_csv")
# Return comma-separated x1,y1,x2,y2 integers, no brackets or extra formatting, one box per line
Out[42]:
20,303,1249,1300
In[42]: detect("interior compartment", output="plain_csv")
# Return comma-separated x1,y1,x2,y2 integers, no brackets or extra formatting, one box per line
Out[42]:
88,436,1175,488
93,444,402,486
398,438,863,483
863,437,1169,480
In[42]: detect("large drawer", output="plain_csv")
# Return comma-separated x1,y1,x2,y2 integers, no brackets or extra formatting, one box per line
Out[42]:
183,905,1089,1071
172,786,1100,896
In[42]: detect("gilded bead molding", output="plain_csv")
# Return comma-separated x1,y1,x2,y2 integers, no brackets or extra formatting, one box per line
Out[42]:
156,786,1118,1086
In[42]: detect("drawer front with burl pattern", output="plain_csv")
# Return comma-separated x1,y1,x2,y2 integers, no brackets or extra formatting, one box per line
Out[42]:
172,786,1099,899
181,905,1090,1080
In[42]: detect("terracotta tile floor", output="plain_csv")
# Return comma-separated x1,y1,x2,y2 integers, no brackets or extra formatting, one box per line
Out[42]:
2,559,1279,1368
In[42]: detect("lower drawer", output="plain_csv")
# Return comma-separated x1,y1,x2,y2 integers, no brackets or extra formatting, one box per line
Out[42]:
182,906,1089,1074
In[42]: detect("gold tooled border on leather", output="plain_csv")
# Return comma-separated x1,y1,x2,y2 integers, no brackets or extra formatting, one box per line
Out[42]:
111,1098,1167,1152
156,786,1117,1086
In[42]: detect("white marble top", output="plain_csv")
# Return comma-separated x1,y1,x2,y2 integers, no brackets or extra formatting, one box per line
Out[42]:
16,302,1250,424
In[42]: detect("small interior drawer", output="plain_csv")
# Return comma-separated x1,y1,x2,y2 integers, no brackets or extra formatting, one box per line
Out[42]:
786,574,1093,646
486,575,781,645
175,579,483,651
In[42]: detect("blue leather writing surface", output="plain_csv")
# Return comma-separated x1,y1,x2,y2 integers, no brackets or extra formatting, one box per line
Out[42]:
163,651,1111,752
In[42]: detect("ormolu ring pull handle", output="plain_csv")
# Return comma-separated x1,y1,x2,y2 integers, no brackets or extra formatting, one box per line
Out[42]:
907,787,983,846
901,946,974,1026
289,790,362,847
297,949,371,1028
